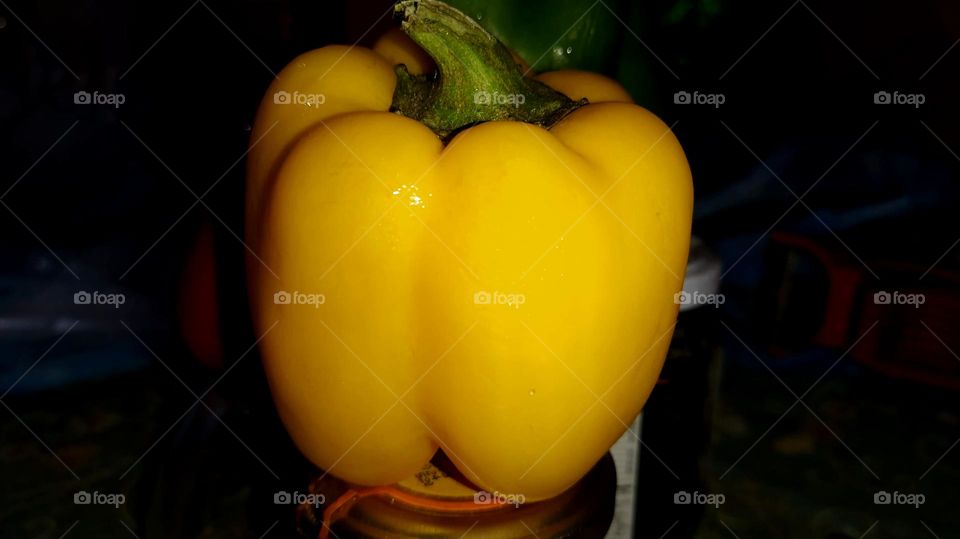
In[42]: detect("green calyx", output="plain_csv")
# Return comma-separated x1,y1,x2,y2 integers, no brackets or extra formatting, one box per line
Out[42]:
391,0,586,139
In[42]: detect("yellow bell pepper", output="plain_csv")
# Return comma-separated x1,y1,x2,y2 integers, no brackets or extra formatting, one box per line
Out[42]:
247,0,692,501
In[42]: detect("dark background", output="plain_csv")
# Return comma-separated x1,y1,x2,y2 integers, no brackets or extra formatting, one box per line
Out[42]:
1,0,959,537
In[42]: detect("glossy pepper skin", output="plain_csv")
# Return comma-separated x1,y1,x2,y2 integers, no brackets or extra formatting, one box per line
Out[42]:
247,4,691,502
444,0,627,74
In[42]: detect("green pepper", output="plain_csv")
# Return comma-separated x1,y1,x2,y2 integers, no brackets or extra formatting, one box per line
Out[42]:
616,0,728,109
444,0,627,75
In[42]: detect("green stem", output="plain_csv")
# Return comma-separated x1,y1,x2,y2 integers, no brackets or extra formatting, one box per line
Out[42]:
391,0,585,139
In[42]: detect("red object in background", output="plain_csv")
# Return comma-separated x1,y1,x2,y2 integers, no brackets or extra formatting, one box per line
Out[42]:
765,231,960,390
855,285,960,390
769,233,865,350
178,220,224,369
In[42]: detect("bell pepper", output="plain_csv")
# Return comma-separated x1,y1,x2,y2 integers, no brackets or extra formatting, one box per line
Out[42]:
443,0,628,74
246,0,692,501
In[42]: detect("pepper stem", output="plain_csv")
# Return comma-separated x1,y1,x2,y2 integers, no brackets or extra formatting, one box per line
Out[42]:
391,0,585,139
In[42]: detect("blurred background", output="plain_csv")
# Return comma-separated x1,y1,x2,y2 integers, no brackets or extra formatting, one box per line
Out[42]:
1,0,959,537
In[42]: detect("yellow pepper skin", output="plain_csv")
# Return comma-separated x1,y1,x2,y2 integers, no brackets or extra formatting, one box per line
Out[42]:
247,3,691,502
535,69,634,104
373,28,436,76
